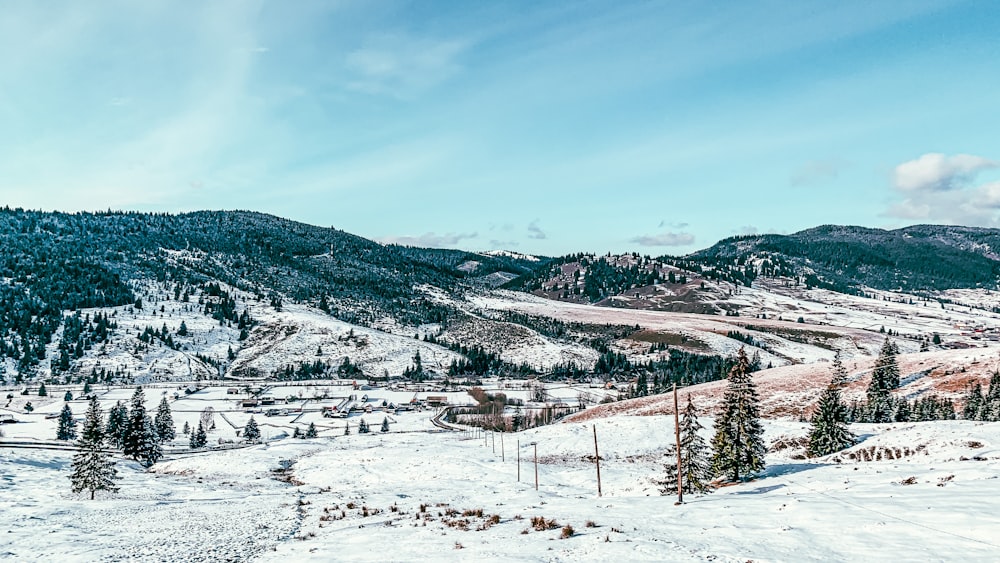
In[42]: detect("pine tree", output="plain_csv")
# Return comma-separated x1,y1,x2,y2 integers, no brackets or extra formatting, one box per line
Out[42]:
659,396,714,495
865,338,900,423
137,415,163,467
189,421,207,449
69,396,118,500
123,387,149,459
359,419,369,434
830,353,848,387
343,422,350,435
154,397,175,443
243,416,260,442
381,417,390,432
56,403,78,440
711,347,765,482
293,426,303,439
807,367,856,457
983,371,1000,422
105,401,128,449
305,422,318,438
38,382,47,396
182,421,190,435
64,390,73,401
963,383,985,420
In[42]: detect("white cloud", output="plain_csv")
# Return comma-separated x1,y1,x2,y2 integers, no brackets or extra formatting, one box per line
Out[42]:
376,232,478,248
629,231,695,247
884,153,1000,227
892,153,997,192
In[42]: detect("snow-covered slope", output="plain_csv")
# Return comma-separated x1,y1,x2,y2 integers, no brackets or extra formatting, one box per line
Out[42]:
3,412,999,561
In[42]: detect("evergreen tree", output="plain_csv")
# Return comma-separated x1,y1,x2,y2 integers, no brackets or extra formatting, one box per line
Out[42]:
358,419,370,433
177,321,188,337
64,390,73,401
105,401,128,449
983,371,1000,421
305,422,318,438
69,397,118,500
807,367,856,457
83,381,92,395
123,387,149,459
343,422,350,435
659,396,714,495
381,417,390,432
136,415,163,467
189,421,207,449
963,383,986,420
182,421,190,435
243,416,260,442
865,338,900,423
293,426,303,439
38,382,47,396
830,353,848,387
56,403,78,440
710,347,765,482
154,397,175,443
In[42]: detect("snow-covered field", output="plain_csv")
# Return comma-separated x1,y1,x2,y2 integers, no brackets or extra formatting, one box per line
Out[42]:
3,408,999,561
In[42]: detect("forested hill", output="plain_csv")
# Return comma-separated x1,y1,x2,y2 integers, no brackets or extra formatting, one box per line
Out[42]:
688,224,1000,292
0,208,544,374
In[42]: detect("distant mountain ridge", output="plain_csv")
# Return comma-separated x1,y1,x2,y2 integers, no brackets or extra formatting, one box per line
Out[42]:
688,224,1000,292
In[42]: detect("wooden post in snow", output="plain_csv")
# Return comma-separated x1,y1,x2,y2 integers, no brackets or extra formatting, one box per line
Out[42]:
501,432,505,462
533,442,539,491
517,439,521,482
593,424,602,497
673,383,683,505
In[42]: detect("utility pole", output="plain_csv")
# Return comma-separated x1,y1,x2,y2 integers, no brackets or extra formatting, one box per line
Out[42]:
491,431,495,454
593,425,602,497
500,432,505,462
673,383,683,505
517,439,520,482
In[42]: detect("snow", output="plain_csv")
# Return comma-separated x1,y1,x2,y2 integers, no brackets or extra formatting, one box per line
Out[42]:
3,404,1000,561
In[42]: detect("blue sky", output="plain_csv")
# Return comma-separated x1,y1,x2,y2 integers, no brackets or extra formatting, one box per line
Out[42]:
2,0,999,256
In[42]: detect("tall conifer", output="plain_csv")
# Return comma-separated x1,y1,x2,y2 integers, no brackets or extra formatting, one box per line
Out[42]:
69,397,118,499
711,347,765,482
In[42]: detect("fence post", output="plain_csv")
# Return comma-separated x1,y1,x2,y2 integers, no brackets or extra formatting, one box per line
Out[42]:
593,424,602,497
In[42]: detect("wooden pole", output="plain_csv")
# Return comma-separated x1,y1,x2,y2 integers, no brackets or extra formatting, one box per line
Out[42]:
593,424,602,497
533,443,539,491
492,431,496,454
517,439,521,482
501,432,505,462
673,383,683,505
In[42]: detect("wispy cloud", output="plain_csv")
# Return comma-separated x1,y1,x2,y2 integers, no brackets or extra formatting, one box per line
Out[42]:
345,33,470,99
629,231,695,247
489,239,519,248
377,232,478,248
790,159,848,187
527,220,547,240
